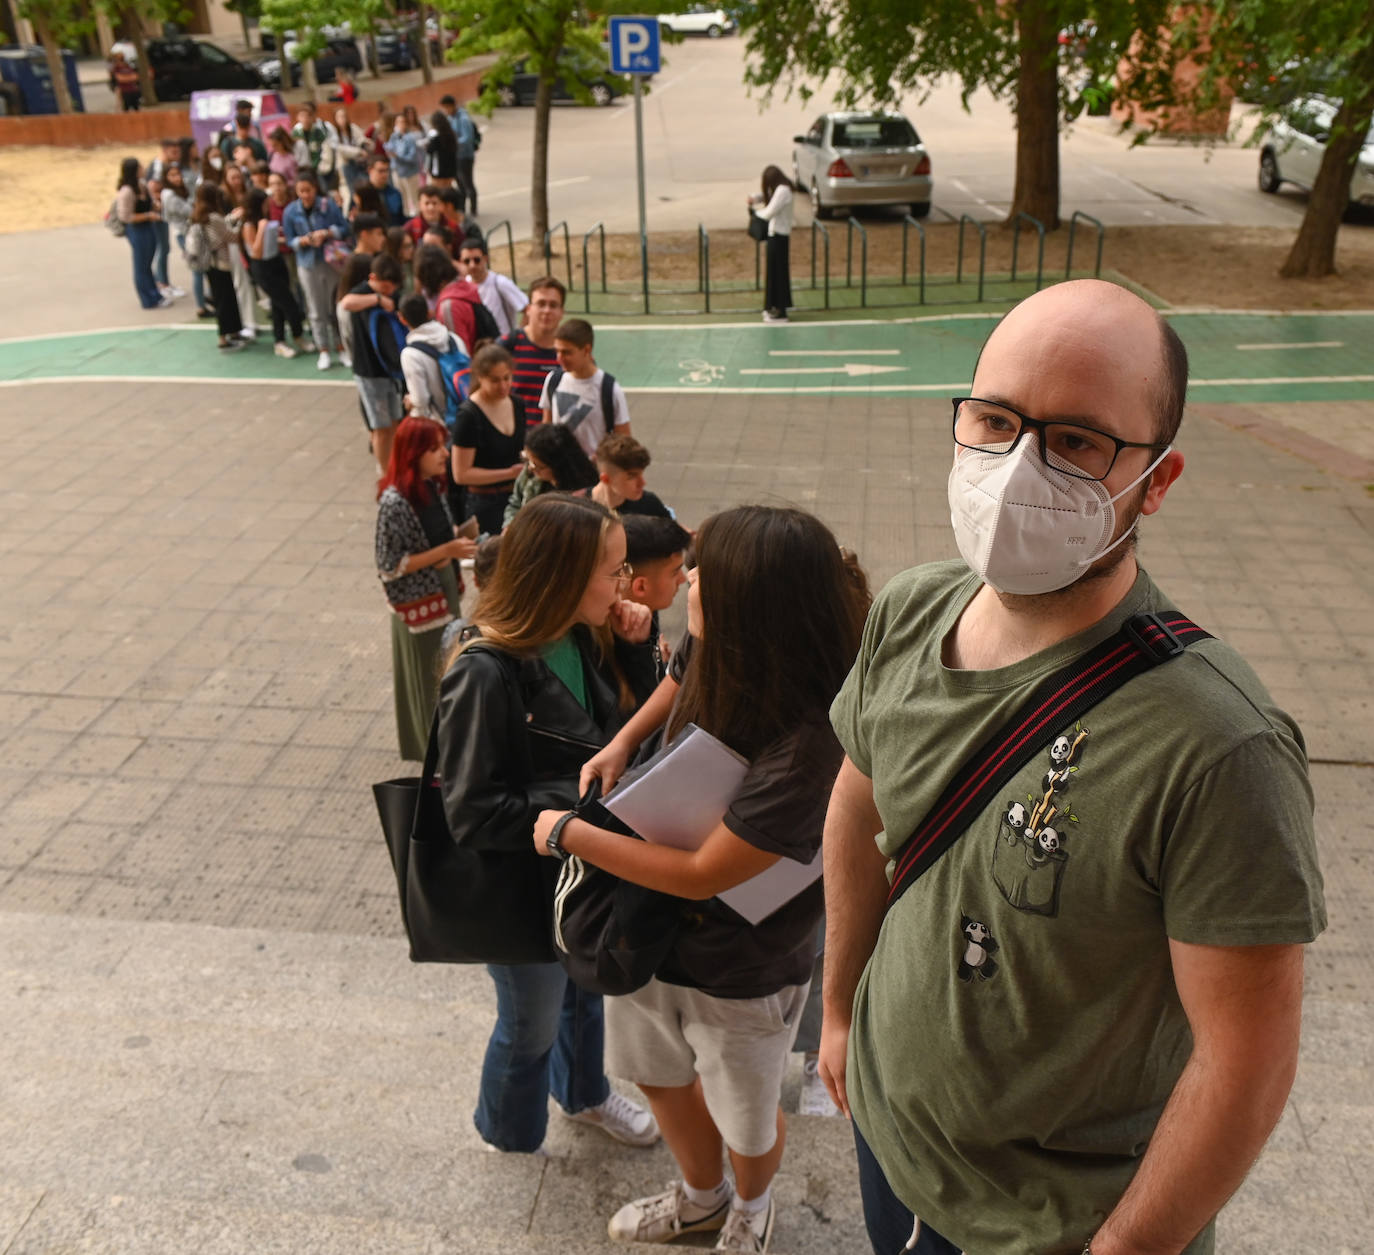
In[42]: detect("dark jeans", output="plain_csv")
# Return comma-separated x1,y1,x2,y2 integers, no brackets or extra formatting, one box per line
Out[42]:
152,218,171,286
249,254,304,344
764,232,792,314
119,90,141,111
467,487,511,537
854,1122,960,1255
474,961,610,1152
206,268,243,338
457,156,477,215
125,221,161,308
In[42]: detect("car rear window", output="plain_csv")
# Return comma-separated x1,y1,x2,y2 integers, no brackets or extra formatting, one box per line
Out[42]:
832,118,919,148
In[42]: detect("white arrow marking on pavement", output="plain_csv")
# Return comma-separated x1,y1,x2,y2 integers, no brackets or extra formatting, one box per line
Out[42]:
739,363,907,377
767,349,902,357
1234,341,1345,351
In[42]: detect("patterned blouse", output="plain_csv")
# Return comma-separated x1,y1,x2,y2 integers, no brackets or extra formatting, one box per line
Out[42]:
375,485,455,634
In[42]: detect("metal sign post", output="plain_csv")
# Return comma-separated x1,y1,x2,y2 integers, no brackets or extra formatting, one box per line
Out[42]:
608,16,661,314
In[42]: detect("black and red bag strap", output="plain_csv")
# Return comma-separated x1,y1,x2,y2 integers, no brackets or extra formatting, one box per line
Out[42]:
885,610,1211,914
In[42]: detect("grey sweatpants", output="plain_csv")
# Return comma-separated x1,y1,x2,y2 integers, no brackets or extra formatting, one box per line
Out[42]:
298,262,342,353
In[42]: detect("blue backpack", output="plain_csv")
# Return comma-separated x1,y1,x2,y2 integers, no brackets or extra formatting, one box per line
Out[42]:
367,306,411,384
409,335,471,428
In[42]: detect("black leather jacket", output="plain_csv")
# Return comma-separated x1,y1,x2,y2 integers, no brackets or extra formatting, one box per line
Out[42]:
436,625,657,853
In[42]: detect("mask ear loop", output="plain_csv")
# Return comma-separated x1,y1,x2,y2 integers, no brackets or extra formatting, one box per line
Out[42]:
1075,445,1174,569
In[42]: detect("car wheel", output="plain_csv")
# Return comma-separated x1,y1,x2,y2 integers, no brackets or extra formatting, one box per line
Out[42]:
496,85,517,107
810,181,831,220
909,200,931,218
1258,149,1281,193
590,83,612,107
707,23,722,37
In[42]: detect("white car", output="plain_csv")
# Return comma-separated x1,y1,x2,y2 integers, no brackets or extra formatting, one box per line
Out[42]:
1259,96,1374,206
659,6,736,38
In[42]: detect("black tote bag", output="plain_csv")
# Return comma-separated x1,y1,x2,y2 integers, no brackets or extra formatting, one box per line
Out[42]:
747,210,769,242
373,712,557,966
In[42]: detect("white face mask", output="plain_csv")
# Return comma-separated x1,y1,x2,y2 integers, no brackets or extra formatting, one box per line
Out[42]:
947,436,1171,596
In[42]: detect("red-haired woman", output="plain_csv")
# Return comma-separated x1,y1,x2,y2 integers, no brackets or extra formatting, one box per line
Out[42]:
376,416,477,760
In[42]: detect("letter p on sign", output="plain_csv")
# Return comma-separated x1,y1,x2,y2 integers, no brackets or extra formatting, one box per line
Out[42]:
608,16,661,75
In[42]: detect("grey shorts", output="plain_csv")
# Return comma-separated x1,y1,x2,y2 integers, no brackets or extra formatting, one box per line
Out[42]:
355,374,403,431
606,977,809,1157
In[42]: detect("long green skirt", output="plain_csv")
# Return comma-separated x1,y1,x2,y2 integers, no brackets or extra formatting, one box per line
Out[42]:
391,563,462,762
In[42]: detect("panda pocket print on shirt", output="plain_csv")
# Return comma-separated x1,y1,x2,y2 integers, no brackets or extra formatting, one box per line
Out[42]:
989,725,1088,919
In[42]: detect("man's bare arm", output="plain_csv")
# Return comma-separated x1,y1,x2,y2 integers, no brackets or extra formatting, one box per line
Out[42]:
818,755,889,1117
1091,940,1305,1255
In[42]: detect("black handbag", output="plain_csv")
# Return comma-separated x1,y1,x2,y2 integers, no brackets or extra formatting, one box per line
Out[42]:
373,709,558,966
747,210,769,242
551,783,699,996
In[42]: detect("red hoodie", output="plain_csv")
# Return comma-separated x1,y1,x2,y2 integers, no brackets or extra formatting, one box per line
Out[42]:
434,278,483,352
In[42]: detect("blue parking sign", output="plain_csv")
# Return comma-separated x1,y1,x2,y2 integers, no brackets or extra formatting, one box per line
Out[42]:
608,16,661,75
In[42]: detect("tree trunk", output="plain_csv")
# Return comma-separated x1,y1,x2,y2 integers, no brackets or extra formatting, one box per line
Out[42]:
237,7,250,51
120,7,157,105
1007,0,1060,230
1279,90,1374,278
530,72,554,259
31,9,75,114
419,5,433,85
369,33,382,80
303,55,318,98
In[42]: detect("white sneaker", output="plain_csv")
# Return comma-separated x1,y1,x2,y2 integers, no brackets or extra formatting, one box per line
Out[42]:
257,295,271,310
339,349,353,369
273,341,298,359
608,1182,729,1244
240,327,258,341
156,295,175,309
166,284,186,298
562,1091,660,1146
799,1051,841,1118
482,1139,556,1159
299,336,319,353
316,350,332,371
715,1199,775,1253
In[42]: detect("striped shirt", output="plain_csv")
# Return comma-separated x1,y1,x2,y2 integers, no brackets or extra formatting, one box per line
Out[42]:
500,329,558,426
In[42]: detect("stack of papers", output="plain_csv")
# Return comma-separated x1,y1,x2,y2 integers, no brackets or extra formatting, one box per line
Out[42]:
605,725,822,924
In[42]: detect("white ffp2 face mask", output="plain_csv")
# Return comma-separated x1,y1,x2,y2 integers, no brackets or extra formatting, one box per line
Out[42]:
947,436,1172,596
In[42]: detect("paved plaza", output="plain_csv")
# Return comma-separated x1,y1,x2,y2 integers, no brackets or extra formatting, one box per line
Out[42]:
1,296,1372,1249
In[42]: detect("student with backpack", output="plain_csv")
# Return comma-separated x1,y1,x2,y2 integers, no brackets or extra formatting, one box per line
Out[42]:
540,318,631,462
398,292,469,425
185,182,245,352
339,252,407,470
450,344,528,536
534,506,871,1254
414,245,495,354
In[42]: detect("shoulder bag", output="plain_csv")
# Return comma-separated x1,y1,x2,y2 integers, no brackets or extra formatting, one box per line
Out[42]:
886,611,1211,912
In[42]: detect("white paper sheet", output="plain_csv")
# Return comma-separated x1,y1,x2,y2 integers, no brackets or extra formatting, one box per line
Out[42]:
605,724,822,924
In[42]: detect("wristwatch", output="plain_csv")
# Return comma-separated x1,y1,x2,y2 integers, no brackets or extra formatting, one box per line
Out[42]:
546,811,577,862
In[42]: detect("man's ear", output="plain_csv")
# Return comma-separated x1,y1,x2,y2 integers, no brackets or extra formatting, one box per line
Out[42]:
629,575,650,603
598,470,611,487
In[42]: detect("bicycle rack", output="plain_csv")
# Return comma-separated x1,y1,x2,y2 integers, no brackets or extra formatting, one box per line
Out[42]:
956,215,987,303
808,220,831,310
698,224,711,313
901,214,927,306
542,220,573,294
581,222,606,314
1010,212,1046,291
484,219,517,286
1065,211,1105,279
846,216,868,307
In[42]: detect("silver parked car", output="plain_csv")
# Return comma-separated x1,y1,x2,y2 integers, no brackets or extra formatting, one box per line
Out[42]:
792,110,933,219
1258,96,1374,207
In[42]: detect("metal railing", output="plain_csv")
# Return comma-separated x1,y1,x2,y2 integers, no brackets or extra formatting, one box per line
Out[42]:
1010,212,1046,292
530,212,1104,316
581,222,606,315
956,215,988,304
542,220,573,293
1065,211,1105,279
484,219,517,286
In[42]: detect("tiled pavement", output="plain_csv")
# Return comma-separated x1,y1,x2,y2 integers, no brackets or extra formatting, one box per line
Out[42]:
2,377,1372,1252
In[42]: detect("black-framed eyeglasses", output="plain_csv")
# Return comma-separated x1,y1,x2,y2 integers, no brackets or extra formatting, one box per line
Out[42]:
951,397,1168,483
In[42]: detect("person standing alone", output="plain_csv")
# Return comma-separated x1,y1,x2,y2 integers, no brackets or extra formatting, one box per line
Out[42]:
748,166,793,324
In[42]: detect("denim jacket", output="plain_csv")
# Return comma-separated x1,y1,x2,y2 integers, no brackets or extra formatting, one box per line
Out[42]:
384,130,422,179
282,196,347,269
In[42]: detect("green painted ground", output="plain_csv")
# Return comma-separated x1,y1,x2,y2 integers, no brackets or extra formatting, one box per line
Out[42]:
2,310,1372,404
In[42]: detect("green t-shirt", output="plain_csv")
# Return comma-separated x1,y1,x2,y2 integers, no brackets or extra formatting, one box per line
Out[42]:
830,561,1325,1255
541,633,589,712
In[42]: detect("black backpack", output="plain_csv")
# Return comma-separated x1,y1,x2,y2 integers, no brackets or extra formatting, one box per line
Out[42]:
551,784,698,996
544,367,618,434
470,299,501,345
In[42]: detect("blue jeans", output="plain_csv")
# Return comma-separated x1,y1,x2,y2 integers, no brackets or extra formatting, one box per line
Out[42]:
474,961,610,1152
126,222,161,308
152,218,171,286
854,1122,961,1255
175,231,206,309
